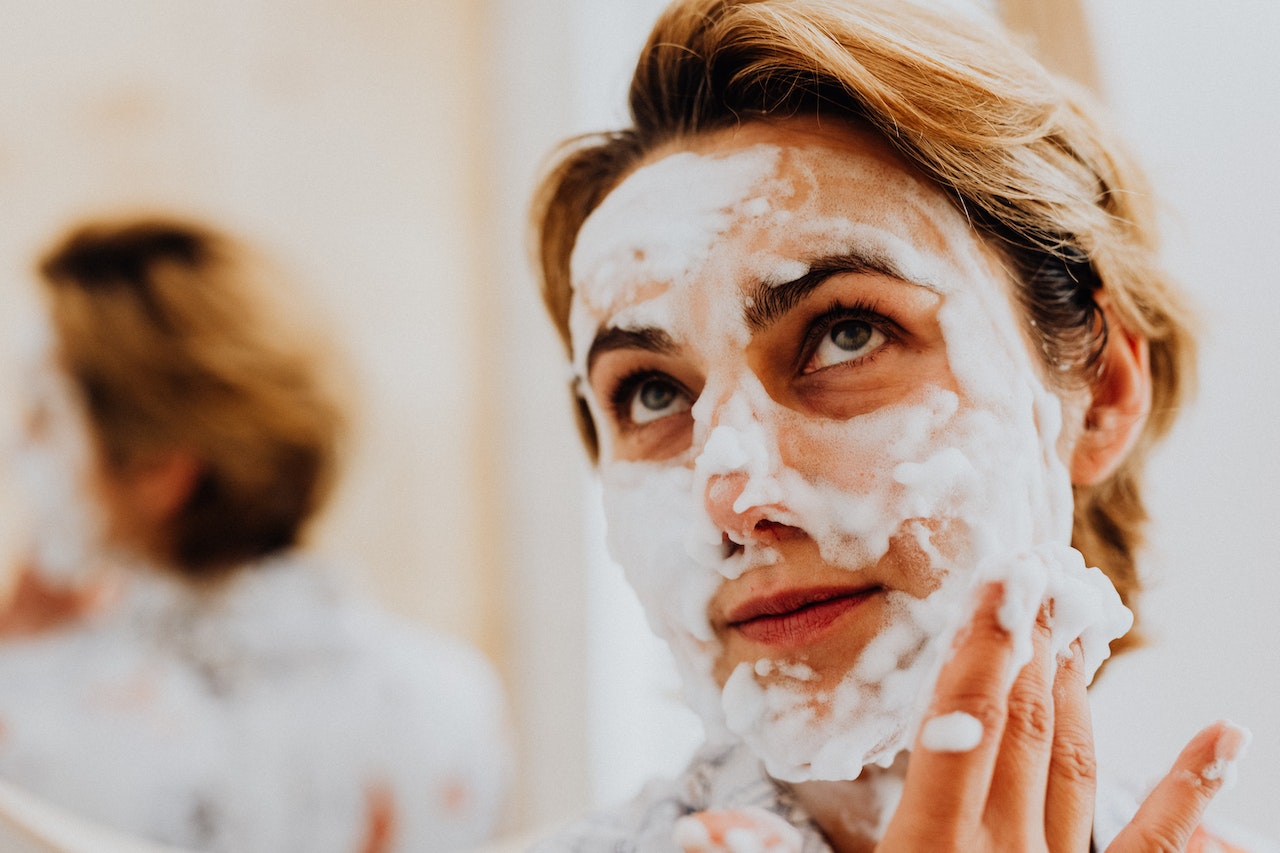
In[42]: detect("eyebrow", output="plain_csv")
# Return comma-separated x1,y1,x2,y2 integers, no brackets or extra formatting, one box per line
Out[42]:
585,325,678,376
743,251,912,331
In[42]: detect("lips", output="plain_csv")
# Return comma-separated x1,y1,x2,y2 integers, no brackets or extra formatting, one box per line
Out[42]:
726,585,881,648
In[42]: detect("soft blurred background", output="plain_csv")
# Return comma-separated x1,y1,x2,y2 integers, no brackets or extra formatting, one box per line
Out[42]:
0,0,1273,846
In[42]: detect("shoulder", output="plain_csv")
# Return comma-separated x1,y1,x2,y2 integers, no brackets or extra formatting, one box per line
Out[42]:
527,741,829,852
525,784,690,853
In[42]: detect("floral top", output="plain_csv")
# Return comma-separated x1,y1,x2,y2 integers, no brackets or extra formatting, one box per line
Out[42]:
0,554,511,853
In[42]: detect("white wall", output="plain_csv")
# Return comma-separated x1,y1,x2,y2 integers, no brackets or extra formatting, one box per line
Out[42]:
1085,0,1280,838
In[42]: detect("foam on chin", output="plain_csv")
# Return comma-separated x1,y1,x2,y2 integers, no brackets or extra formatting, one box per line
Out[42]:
573,135,1133,783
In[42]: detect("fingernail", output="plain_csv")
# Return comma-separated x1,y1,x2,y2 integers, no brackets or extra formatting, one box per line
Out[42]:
1202,721,1252,789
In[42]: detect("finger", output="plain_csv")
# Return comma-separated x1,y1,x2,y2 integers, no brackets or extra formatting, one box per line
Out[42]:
986,603,1056,846
896,581,1014,837
1107,720,1251,853
1044,639,1096,853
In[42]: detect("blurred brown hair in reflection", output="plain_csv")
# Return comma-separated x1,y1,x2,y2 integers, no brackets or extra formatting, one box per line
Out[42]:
38,217,345,578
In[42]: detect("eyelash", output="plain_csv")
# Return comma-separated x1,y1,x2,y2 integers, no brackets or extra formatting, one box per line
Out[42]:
608,369,689,426
797,299,898,374
603,300,899,426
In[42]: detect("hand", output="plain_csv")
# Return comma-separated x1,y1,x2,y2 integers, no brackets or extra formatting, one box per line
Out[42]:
674,805,803,853
878,581,1248,853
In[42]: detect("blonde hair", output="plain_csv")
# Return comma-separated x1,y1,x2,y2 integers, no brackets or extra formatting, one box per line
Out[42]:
40,217,346,578
533,0,1196,649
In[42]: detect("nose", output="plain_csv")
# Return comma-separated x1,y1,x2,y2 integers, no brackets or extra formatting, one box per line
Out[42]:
692,378,802,547
697,422,799,547
703,471,774,543
703,470,806,551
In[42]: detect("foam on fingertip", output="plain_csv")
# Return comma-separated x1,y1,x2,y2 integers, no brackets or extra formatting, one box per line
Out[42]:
1202,721,1252,790
919,711,984,753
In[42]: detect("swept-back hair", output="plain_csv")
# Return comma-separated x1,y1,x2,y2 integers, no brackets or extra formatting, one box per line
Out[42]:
41,216,346,578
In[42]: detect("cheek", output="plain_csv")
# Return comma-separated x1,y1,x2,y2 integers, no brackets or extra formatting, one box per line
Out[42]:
599,462,721,644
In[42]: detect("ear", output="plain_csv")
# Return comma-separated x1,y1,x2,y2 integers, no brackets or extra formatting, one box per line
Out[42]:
126,449,203,525
1069,305,1152,486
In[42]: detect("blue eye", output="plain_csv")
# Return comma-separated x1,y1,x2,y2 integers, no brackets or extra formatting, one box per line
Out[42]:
628,376,691,425
809,318,886,371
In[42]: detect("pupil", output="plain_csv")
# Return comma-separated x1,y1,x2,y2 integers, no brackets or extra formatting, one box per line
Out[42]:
832,321,872,351
639,381,675,411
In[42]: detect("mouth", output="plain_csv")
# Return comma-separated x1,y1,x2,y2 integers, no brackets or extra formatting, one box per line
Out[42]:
725,585,883,648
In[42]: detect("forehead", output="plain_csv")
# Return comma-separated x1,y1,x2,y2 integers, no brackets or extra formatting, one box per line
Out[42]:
568,120,993,364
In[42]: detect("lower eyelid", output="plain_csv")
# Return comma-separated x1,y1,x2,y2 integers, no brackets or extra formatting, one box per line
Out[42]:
803,332,891,375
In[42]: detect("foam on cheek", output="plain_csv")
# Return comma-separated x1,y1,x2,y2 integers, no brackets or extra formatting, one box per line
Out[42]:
776,391,961,574
713,159,1131,782
597,458,736,735
600,462,720,644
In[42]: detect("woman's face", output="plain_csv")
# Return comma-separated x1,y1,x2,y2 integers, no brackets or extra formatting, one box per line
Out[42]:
9,325,115,585
569,118,1121,781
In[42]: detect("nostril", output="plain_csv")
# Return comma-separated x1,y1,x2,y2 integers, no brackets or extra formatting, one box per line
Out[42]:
721,533,744,559
754,519,800,541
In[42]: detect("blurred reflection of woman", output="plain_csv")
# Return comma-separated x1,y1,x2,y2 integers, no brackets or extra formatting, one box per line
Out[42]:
0,217,510,853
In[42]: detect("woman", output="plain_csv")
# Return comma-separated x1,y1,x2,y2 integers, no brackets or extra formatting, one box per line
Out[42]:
530,0,1259,850
0,217,510,852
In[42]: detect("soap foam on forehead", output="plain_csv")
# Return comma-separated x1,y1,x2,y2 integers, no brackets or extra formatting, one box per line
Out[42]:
569,146,782,378
568,140,972,383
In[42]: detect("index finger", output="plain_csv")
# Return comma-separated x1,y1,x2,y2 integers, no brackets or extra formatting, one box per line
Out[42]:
894,581,1014,836
1107,721,1251,853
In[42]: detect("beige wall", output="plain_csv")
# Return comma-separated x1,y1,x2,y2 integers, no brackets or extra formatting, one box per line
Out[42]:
0,1,502,648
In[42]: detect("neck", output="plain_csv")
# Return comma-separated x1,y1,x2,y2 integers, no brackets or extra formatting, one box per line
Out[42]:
786,755,907,853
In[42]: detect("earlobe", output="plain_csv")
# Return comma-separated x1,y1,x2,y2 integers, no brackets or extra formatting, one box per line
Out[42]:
1069,308,1152,486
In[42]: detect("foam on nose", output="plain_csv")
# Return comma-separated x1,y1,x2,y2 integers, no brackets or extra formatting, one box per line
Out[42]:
695,386,785,511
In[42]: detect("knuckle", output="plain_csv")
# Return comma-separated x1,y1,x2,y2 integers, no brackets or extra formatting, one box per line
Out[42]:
945,692,1005,732
1126,824,1187,853
1050,732,1098,784
1005,690,1053,743
1175,766,1222,800
1058,644,1086,677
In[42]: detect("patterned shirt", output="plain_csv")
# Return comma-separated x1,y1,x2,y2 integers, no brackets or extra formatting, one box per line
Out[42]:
529,740,1273,853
